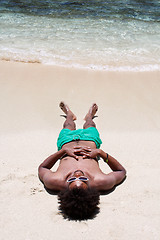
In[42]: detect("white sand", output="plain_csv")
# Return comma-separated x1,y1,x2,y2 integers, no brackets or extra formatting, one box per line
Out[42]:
0,61,160,240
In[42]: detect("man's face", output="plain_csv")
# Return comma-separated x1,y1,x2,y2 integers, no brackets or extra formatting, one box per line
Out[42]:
68,170,89,190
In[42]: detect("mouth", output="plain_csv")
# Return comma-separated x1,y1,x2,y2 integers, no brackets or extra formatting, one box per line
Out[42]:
74,170,84,175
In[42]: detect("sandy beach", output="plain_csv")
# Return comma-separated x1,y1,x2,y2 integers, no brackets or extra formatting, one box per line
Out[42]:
0,60,160,240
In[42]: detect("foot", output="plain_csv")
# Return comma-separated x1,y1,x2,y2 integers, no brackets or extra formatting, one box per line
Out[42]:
59,102,77,121
84,103,98,120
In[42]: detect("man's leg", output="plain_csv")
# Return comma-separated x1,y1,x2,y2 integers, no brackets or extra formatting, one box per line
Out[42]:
83,103,98,129
59,102,77,130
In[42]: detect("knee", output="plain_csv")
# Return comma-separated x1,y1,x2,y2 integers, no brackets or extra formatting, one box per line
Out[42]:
63,122,76,130
84,122,96,129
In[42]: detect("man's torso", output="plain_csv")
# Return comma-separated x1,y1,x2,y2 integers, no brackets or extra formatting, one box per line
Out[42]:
52,141,107,189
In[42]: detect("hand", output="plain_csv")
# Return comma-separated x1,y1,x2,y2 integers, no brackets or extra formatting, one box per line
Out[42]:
73,146,99,159
63,147,79,160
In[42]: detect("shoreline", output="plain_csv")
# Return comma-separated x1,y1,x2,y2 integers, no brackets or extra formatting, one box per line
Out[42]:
1,58,160,72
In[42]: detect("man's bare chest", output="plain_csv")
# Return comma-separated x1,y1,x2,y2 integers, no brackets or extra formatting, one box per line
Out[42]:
56,156,102,179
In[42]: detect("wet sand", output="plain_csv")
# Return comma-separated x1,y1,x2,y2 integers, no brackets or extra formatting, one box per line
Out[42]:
0,60,160,239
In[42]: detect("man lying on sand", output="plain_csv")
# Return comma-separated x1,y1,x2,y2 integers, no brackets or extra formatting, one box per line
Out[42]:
38,102,126,220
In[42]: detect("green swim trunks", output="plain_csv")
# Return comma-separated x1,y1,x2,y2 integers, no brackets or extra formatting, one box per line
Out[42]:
57,127,102,150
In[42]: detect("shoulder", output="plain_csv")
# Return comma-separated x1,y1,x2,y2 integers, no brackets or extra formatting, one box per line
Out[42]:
44,176,64,191
39,169,65,191
94,171,125,191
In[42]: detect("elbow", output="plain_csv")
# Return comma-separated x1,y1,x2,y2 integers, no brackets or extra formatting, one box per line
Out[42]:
118,169,127,184
38,167,41,180
38,164,42,174
38,165,44,182
122,169,127,180
123,168,127,176
117,167,127,176
121,169,127,184
120,165,127,176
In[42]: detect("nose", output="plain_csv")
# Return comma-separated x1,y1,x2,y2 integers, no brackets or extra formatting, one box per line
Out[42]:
69,180,88,190
75,180,84,188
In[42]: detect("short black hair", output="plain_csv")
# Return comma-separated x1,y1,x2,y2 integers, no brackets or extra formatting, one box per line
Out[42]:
58,187,100,220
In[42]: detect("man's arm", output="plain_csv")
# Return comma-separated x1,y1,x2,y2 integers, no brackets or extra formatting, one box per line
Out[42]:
38,149,64,183
98,149,127,190
38,147,78,184
74,146,126,190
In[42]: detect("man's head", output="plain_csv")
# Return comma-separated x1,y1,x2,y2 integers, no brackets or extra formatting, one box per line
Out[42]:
58,169,100,220
58,187,100,220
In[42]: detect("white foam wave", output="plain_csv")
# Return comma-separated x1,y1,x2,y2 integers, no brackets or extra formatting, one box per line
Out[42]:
43,61,160,72
1,47,160,72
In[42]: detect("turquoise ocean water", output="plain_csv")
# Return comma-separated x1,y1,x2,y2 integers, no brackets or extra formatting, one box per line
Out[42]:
0,0,160,71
